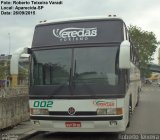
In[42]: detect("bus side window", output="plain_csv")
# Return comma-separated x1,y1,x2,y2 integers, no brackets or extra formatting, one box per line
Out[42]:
123,24,129,41
130,44,134,61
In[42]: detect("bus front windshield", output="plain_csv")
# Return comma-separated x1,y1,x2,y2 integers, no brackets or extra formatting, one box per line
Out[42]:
31,46,121,96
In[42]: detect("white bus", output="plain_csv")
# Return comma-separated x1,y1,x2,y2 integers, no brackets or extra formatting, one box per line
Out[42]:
28,16,141,132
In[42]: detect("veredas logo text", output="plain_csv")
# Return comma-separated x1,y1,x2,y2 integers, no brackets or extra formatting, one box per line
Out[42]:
53,27,97,42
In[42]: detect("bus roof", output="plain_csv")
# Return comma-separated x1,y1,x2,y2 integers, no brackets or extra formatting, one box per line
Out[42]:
37,16,123,26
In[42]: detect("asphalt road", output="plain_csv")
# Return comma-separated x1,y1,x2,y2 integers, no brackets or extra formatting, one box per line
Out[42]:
29,85,160,140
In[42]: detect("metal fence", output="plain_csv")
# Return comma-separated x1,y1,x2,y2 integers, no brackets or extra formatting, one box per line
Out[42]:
0,87,29,129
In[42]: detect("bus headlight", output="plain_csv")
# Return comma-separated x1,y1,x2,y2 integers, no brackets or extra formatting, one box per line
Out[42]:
97,108,122,115
30,108,49,115
107,108,116,115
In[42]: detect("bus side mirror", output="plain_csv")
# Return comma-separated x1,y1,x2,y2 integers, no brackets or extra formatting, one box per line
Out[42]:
119,40,130,69
24,48,32,54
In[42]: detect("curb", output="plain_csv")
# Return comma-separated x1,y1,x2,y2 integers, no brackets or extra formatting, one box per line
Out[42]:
20,130,40,140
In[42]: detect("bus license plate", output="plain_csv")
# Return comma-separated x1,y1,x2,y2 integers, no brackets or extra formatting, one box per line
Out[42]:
65,122,81,127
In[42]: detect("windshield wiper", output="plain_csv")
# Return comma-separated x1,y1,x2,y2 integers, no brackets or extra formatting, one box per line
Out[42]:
69,67,73,87
69,60,77,88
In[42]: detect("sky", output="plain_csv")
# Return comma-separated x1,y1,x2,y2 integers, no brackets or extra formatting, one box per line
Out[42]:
0,0,160,64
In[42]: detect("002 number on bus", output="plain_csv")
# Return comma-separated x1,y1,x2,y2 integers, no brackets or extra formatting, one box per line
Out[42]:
33,100,53,108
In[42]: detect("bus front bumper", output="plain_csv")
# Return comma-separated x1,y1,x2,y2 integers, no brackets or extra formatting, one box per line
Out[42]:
31,115,126,132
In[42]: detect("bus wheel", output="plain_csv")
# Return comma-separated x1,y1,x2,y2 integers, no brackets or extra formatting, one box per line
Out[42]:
136,90,140,107
127,103,132,128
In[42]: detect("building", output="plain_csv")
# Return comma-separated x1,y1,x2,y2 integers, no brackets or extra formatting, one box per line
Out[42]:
0,54,29,88
0,54,11,88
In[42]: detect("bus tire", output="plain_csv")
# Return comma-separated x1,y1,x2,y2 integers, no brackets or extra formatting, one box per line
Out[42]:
127,100,132,128
136,89,140,107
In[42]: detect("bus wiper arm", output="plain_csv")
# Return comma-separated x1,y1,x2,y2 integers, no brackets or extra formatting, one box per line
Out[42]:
69,60,77,88
69,67,73,87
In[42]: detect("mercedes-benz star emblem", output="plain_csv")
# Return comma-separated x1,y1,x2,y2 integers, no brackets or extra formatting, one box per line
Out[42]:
68,107,76,115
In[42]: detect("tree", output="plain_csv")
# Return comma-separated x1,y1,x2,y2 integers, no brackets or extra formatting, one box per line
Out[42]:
128,25,159,77
158,48,160,65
